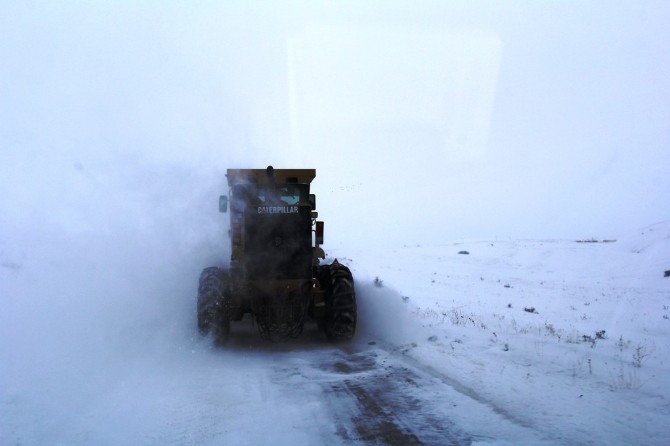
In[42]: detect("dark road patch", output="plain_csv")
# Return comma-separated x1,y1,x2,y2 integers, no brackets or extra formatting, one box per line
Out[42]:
318,350,472,445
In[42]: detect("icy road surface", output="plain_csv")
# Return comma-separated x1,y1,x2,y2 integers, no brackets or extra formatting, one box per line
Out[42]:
2,331,547,445
2,223,669,445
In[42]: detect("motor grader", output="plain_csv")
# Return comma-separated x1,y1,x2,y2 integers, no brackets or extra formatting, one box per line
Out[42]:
197,166,356,342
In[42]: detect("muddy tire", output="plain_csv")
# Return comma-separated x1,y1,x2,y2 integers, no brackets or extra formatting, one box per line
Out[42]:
321,261,357,341
197,267,231,342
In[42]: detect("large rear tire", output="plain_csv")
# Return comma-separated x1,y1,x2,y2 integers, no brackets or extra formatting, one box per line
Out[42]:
321,260,357,341
197,267,231,343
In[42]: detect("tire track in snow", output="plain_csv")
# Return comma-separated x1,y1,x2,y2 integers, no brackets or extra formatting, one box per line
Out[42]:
311,348,472,445
384,341,538,430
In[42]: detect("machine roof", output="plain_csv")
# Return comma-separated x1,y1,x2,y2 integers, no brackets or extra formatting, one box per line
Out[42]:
226,168,316,186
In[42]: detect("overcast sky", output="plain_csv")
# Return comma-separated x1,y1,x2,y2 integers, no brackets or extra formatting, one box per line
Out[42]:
1,1,668,247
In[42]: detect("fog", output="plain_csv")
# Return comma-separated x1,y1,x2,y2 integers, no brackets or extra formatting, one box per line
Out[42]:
1,3,669,441
2,2,669,247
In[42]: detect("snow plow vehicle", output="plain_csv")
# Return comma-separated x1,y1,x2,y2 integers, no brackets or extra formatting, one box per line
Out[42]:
197,166,356,342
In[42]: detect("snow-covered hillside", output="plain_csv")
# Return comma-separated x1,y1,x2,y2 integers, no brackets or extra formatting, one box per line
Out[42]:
345,222,670,444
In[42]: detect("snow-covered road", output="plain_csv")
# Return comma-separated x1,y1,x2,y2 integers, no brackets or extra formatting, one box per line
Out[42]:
2,329,549,445
2,224,669,445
